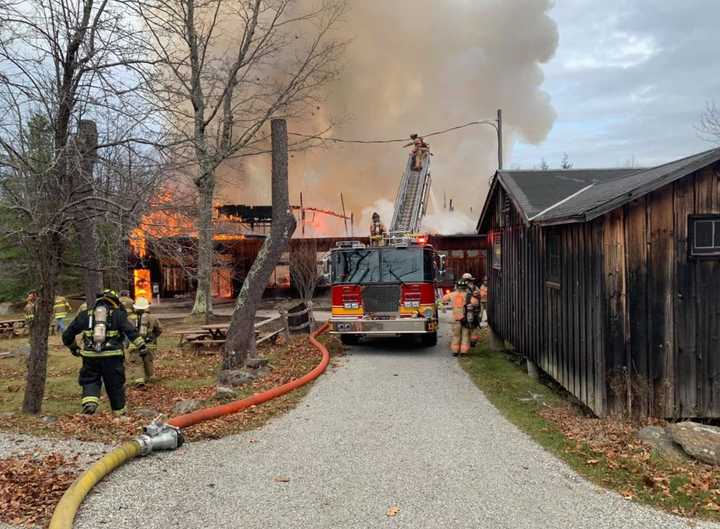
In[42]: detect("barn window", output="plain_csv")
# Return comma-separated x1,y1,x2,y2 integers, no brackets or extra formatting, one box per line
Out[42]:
546,232,561,284
492,231,502,270
690,216,720,257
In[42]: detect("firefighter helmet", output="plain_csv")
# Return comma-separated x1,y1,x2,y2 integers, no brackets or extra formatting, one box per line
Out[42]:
98,289,120,308
133,297,150,311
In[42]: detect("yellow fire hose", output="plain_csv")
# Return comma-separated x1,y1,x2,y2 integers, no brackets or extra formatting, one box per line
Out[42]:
49,441,141,529
49,324,331,529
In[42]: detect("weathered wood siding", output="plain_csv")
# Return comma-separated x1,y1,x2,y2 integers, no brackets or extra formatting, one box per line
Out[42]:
602,166,720,417
485,163,720,418
486,189,607,415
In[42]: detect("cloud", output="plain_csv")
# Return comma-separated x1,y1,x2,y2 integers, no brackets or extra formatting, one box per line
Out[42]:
512,0,720,169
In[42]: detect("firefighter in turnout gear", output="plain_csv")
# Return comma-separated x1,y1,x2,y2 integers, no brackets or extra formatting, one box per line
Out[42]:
53,295,72,334
462,273,483,345
127,297,161,385
369,212,386,247
441,277,480,356
62,289,146,416
403,134,431,171
24,290,37,329
119,290,134,312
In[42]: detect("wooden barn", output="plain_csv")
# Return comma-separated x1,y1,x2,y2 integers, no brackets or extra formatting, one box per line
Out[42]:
477,147,720,418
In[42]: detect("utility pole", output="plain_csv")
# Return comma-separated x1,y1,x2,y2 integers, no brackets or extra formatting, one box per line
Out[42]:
496,108,503,171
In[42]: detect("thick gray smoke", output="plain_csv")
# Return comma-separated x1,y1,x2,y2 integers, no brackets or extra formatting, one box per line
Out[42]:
217,0,558,235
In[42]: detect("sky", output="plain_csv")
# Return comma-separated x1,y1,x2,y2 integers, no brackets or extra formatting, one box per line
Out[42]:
511,0,720,170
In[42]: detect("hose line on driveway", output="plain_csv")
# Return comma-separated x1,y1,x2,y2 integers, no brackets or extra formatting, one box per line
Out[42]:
49,323,331,529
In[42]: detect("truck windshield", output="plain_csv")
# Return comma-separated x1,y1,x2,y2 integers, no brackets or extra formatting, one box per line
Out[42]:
332,249,381,284
331,247,434,284
381,248,433,282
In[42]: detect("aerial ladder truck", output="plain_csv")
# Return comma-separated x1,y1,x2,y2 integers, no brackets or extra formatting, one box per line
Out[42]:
326,150,442,346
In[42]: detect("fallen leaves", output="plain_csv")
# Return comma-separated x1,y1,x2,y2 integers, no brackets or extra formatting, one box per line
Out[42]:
0,334,342,444
386,505,400,517
0,452,80,527
540,403,720,519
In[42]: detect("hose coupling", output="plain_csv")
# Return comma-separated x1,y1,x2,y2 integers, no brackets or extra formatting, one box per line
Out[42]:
136,420,185,456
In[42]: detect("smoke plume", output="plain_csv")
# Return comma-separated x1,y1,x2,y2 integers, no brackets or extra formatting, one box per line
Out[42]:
217,0,559,235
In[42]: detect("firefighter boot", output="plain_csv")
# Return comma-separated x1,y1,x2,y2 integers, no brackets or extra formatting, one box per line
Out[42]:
82,401,98,415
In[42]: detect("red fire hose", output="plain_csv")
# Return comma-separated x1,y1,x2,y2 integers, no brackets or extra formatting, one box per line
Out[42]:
169,323,331,428
49,323,331,529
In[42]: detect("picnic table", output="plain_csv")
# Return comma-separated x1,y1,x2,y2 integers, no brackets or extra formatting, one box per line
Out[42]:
201,323,230,340
172,315,286,353
0,318,25,339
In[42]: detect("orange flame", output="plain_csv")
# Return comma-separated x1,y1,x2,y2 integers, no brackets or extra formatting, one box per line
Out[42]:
130,190,196,258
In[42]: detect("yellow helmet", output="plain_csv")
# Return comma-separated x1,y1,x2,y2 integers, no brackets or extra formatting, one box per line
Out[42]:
133,297,150,311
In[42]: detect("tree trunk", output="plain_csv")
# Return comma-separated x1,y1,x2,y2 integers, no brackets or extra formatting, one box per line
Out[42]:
223,119,296,369
22,238,60,414
75,120,102,303
192,168,215,320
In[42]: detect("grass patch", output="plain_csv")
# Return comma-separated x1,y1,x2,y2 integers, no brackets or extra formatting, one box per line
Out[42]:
0,328,342,443
460,332,720,521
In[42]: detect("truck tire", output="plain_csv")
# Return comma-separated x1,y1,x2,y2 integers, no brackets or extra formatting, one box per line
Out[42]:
420,332,438,347
341,334,360,346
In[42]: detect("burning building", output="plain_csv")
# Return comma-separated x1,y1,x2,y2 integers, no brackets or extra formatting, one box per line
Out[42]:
129,197,485,300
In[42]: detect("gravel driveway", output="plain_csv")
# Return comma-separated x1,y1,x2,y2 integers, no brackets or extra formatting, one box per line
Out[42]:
75,318,710,529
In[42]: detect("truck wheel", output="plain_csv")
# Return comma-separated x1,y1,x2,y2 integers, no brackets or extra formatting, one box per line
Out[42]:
341,334,360,346
420,332,438,347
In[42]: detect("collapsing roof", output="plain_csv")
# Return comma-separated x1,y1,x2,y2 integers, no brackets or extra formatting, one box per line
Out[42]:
478,147,720,229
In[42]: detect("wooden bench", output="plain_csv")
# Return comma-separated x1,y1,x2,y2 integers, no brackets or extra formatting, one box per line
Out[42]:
256,328,284,346
172,330,209,346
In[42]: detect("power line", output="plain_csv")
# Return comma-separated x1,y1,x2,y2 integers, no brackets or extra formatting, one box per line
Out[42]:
287,119,498,145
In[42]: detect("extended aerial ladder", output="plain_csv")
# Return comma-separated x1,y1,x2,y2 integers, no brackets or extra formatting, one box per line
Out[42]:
389,154,432,235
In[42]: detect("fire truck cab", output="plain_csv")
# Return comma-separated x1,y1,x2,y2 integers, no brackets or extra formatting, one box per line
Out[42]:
327,236,441,346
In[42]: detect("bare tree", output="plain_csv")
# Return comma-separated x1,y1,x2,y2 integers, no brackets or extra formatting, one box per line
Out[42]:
290,238,319,310
0,0,161,413
136,0,346,319
223,119,296,370
539,158,550,171
699,100,720,143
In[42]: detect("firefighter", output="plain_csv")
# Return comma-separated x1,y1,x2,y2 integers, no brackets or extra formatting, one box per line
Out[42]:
52,295,72,335
369,212,386,246
403,133,431,171
119,290,134,312
479,276,488,325
127,297,161,385
441,277,480,356
23,290,37,329
62,289,146,416
462,273,483,345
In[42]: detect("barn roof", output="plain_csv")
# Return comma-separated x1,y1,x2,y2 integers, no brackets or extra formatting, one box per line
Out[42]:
479,147,720,229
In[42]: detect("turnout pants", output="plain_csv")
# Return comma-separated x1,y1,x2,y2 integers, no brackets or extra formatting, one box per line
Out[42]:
471,321,481,344
128,346,154,383
450,322,472,354
78,356,126,414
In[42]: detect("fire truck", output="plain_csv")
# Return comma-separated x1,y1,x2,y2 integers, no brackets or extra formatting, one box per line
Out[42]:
328,151,446,345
